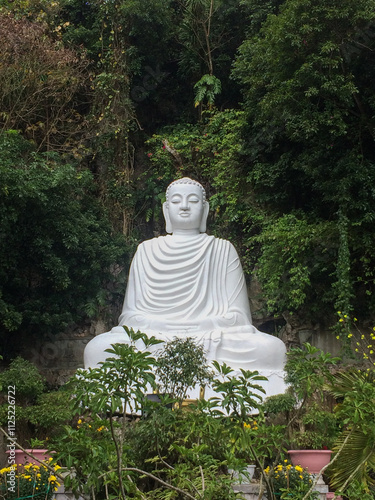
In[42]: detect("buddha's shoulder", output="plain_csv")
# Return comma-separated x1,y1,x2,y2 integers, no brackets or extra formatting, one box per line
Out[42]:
136,234,235,250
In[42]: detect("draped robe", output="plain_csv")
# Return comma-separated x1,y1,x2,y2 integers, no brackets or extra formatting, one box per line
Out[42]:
119,234,251,333
84,233,286,397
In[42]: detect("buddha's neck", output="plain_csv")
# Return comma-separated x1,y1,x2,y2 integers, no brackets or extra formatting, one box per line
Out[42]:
171,229,201,236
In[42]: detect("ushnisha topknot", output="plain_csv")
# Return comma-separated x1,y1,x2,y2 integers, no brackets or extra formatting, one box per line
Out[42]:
166,177,206,204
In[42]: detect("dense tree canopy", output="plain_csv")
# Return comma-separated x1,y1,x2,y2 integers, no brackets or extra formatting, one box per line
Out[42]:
0,131,128,358
1,0,375,357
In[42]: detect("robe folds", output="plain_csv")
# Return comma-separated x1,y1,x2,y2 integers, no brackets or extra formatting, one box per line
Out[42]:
118,234,253,332
84,233,287,393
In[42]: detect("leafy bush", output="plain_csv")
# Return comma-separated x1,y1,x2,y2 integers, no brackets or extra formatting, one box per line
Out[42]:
155,337,213,402
0,130,127,353
0,357,74,446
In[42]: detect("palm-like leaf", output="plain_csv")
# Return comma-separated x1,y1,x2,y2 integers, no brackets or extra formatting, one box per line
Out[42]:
326,368,375,491
328,428,375,490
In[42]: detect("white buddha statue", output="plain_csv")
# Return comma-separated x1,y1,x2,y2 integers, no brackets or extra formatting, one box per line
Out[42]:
84,178,286,397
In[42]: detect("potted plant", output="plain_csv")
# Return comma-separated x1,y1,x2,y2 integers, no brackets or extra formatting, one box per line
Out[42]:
263,343,341,473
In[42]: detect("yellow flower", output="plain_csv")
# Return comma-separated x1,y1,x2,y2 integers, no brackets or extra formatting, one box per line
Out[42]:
243,422,251,429
48,475,57,483
295,465,304,473
299,475,303,479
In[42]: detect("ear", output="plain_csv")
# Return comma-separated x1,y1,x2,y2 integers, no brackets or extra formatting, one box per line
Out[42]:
163,202,173,233
199,202,209,233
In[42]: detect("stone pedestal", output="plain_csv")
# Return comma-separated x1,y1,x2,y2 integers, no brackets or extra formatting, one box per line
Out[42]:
232,477,329,500
314,475,329,499
233,483,267,500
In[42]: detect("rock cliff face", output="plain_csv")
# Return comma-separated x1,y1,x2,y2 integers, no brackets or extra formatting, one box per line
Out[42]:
18,319,109,385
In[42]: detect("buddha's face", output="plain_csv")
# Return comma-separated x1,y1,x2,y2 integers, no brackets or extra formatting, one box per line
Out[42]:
166,184,206,232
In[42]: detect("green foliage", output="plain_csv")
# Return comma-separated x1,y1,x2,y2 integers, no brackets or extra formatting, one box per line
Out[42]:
0,357,45,404
233,0,375,321
326,369,375,491
0,131,127,349
194,74,222,107
0,11,89,152
264,344,341,451
72,328,162,415
25,390,74,438
177,0,246,103
145,108,255,241
0,357,75,448
342,480,375,500
253,214,337,314
285,343,340,400
284,343,341,450
211,362,266,419
2,0,375,337
53,333,254,499
155,337,213,402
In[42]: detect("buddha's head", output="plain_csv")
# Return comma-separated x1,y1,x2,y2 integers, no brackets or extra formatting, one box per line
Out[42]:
163,178,209,234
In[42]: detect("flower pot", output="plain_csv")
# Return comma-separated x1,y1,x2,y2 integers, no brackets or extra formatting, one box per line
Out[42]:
288,449,332,474
229,464,256,483
7,448,52,466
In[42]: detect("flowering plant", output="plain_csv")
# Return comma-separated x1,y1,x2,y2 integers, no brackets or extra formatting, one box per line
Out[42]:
0,460,61,499
264,461,319,499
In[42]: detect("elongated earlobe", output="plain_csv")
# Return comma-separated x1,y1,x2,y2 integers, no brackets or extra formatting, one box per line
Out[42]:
200,202,209,233
163,202,173,233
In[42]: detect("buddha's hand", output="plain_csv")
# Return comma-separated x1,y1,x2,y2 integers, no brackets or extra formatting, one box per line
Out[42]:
198,312,248,331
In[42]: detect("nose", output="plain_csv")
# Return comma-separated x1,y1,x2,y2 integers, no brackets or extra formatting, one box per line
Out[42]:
180,196,189,210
